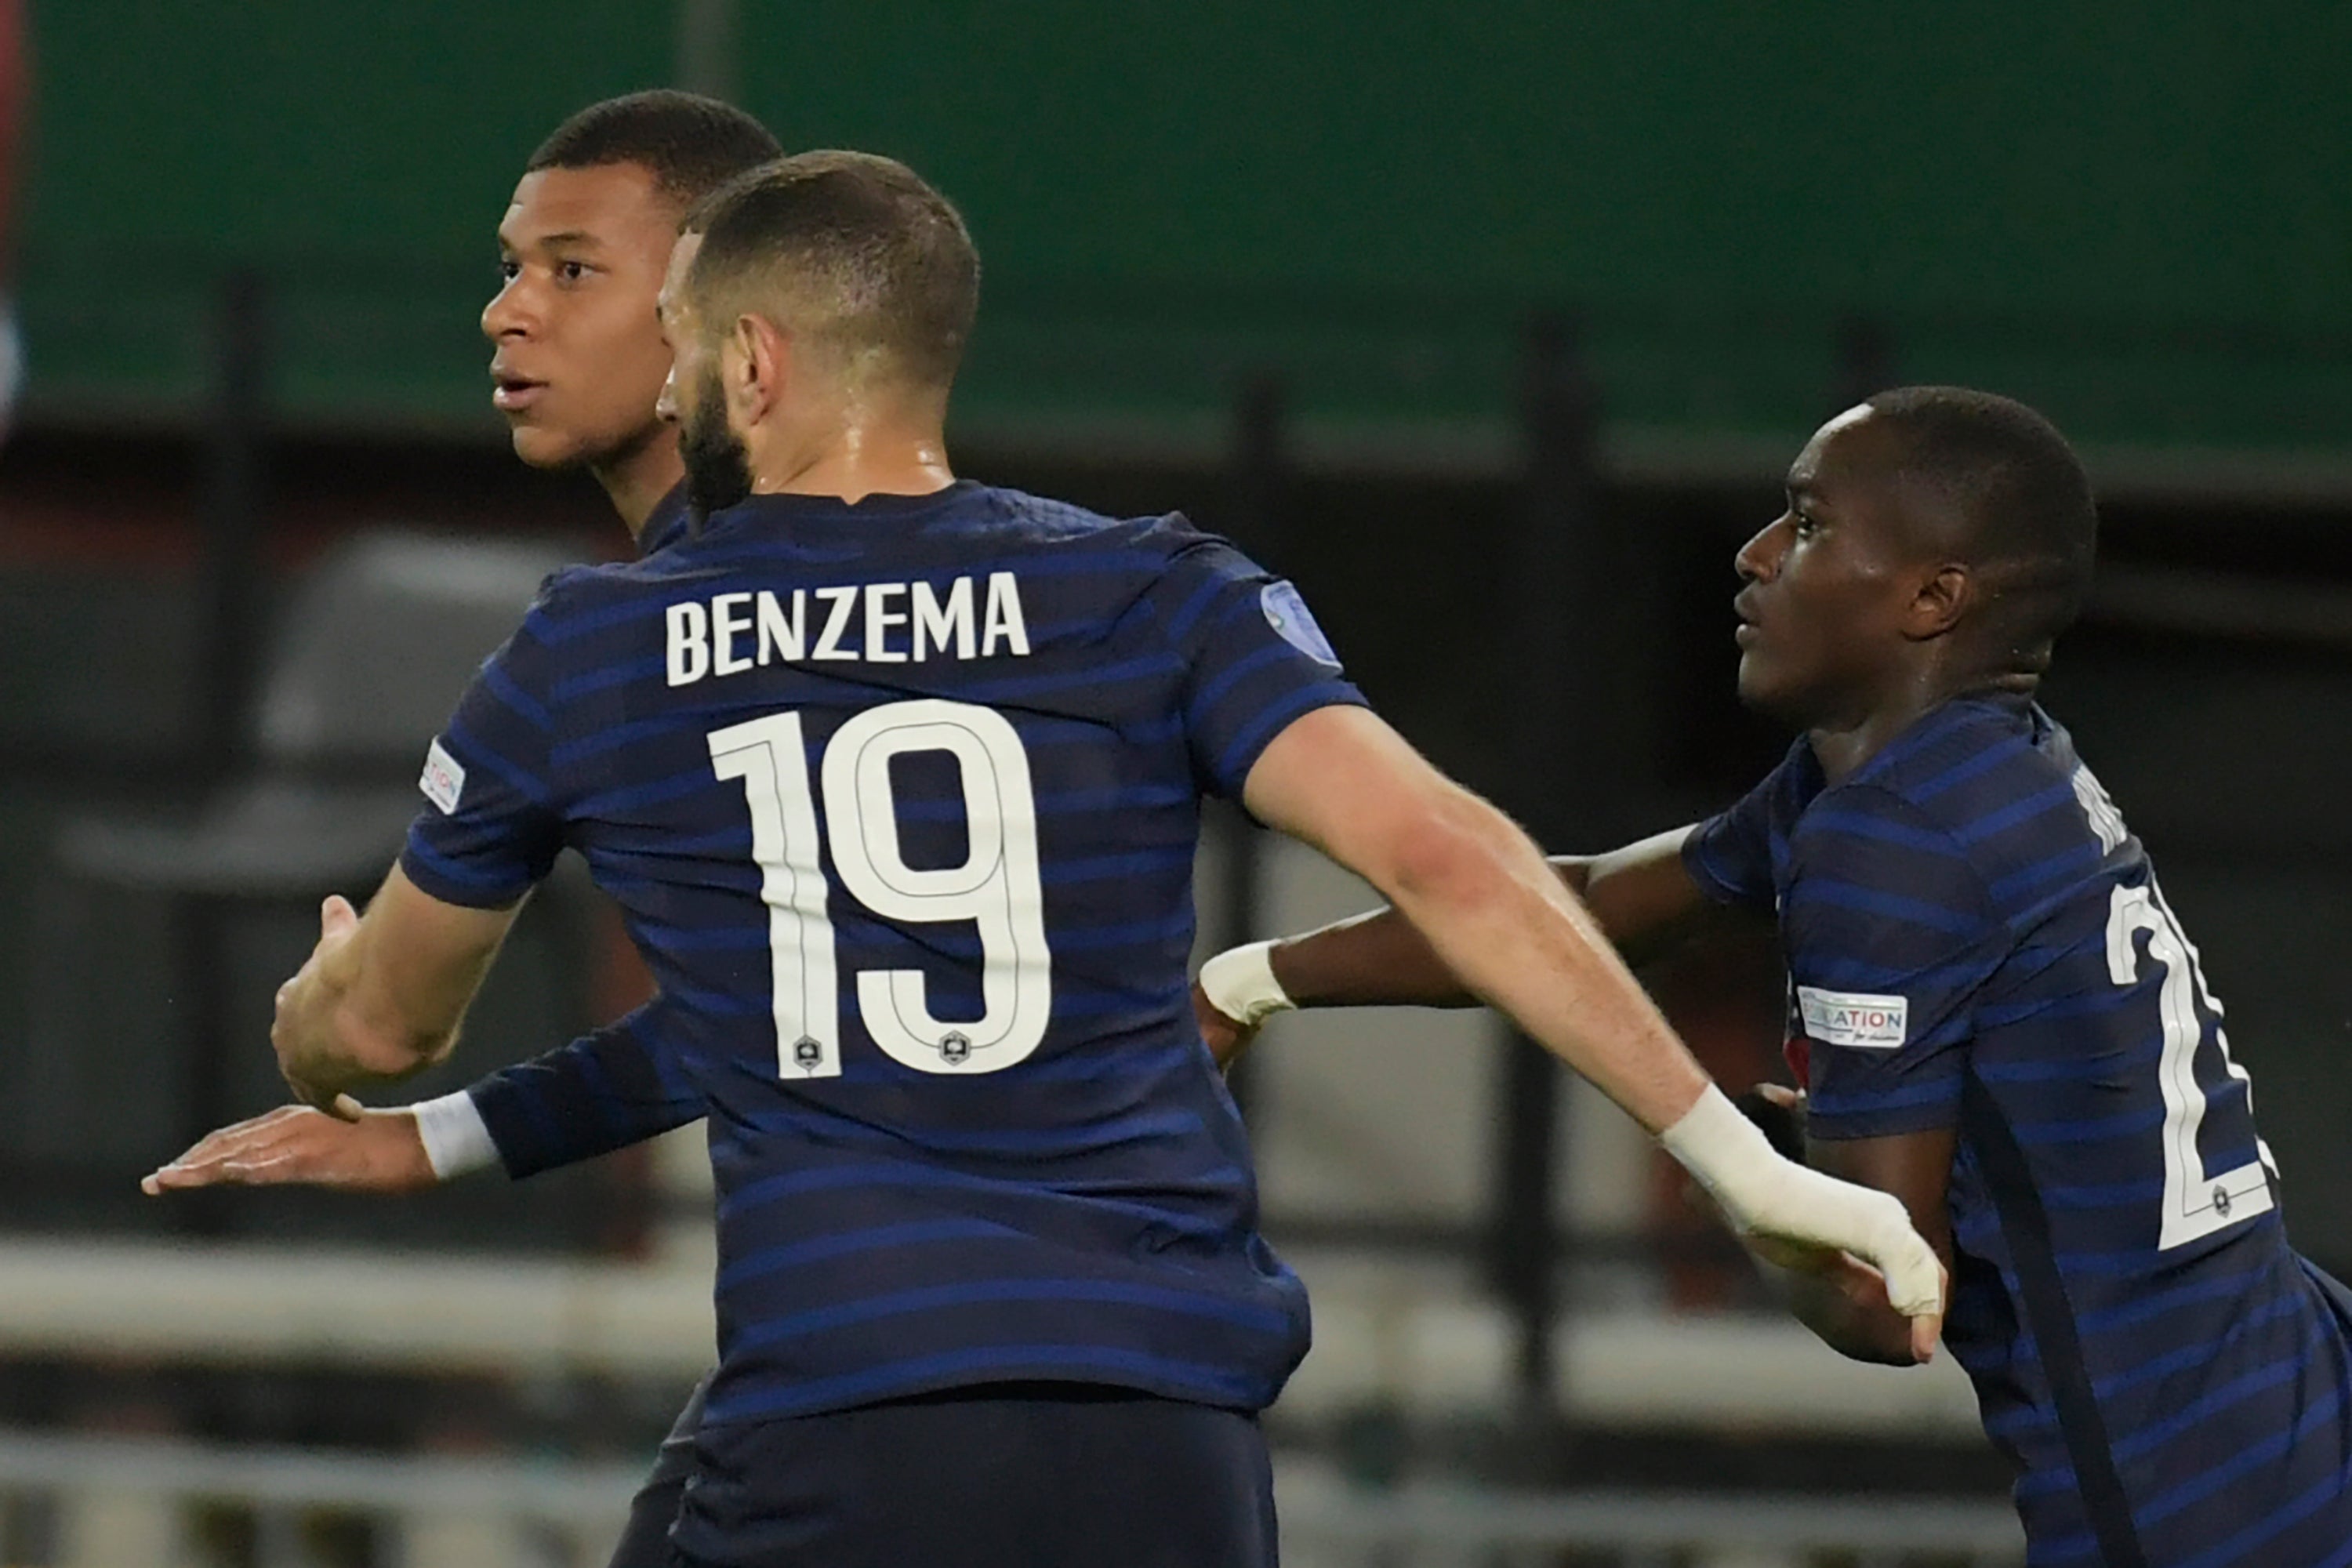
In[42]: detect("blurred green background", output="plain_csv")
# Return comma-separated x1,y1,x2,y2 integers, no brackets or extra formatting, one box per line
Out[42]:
20,0,2352,458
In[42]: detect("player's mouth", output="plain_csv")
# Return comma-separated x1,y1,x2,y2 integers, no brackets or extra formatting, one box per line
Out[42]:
1733,590,1764,647
491,371,549,413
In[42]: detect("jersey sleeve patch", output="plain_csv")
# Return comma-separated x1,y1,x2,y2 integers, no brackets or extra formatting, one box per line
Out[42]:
420,737,466,815
1796,985,1909,1050
1259,580,1341,667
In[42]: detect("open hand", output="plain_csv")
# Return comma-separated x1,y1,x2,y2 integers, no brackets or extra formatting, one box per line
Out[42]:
141,1102,437,1196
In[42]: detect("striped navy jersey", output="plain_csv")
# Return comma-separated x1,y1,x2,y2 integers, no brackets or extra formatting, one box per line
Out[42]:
461,481,712,1178
402,481,1363,1426
1686,694,2352,1567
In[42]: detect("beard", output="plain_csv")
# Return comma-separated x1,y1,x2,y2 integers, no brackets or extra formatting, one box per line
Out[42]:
681,370,755,527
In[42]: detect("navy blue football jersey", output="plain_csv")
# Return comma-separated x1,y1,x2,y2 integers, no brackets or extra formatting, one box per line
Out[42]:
1687,695,2352,1566
460,481,710,1179
403,482,1363,1426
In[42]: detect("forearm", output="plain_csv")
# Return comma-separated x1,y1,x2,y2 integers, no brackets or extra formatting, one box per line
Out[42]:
466,1007,706,1179
1376,799,1708,1134
273,868,520,1103
1266,828,1721,1010
274,938,465,1090
1264,889,1571,1009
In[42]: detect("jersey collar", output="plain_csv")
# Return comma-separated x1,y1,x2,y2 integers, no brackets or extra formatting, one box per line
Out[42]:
1836,690,2037,790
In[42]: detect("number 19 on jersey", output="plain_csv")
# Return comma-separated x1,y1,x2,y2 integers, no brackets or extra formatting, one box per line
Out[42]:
708,699,1054,1080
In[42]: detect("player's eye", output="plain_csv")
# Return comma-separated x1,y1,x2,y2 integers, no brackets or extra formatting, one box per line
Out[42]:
495,260,521,285
1791,509,1821,539
557,260,592,285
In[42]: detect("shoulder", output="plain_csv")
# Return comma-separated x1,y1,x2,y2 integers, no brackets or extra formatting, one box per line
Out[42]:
938,485,1152,548
1785,772,1994,946
1704,736,1822,842
1851,699,2101,895
929,487,1237,577
967,485,1126,539
951,490,1269,612
506,560,638,635
1772,789,1994,1014
488,556,727,681
1795,778,1978,869
978,491,1232,571
524,546,735,616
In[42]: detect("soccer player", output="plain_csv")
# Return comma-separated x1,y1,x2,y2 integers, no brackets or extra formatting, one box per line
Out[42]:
142,89,780,1568
249,152,1940,1566
1195,387,2352,1565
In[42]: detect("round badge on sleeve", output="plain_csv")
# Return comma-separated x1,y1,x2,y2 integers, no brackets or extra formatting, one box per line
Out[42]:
1260,581,1341,668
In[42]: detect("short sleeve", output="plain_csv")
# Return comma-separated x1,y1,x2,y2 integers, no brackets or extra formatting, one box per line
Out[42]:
1152,532,1367,799
1682,739,1817,913
398,575,574,908
1782,785,1998,1140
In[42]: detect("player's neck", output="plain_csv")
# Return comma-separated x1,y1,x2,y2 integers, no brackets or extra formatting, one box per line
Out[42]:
747,419,955,505
592,427,687,541
1807,668,2038,782
1805,671,1957,782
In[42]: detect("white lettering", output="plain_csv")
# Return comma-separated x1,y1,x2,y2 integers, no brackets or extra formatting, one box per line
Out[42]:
713,592,754,677
675,575,1022,677
865,582,908,663
812,586,859,660
982,572,1030,658
666,601,710,687
757,589,805,664
913,577,975,662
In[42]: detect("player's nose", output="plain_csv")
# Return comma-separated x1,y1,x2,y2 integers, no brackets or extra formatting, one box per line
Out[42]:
481,277,535,342
1733,516,1787,583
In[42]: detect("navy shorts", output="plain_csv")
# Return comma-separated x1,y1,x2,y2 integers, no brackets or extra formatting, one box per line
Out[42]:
667,1382,1277,1567
608,1371,710,1568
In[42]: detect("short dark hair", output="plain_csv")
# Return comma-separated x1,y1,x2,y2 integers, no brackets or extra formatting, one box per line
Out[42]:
1864,385,2099,654
684,150,980,394
527,90,782,209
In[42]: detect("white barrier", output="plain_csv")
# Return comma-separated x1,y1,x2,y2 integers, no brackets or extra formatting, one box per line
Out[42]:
0,1431,2023,1568
0,1235,1984,1439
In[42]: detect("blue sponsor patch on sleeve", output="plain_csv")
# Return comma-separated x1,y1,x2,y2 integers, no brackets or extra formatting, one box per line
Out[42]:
1260,581,1341,667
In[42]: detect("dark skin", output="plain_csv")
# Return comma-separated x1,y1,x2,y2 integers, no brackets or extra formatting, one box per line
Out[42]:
1197,404,2045,1367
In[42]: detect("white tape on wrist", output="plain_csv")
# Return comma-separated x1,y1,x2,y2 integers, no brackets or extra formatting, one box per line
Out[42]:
1657,1083,1782,1218
1198,941,1295,1028
1658,1083,1943,1319
411,1092,501,1182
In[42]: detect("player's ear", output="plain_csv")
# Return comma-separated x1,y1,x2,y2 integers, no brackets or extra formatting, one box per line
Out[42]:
1904,563,1971,640
733,314,790,423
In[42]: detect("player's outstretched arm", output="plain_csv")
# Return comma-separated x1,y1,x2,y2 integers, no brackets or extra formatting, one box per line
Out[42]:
271,864,522,1116
1240,706,1943,1357
1194,826,1736,1061
1240,709,1730,1133
143,1000,706,1193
